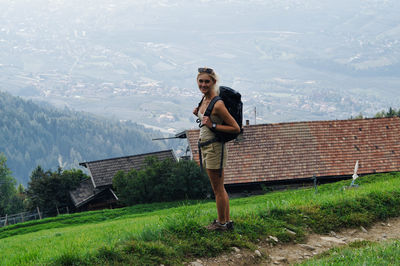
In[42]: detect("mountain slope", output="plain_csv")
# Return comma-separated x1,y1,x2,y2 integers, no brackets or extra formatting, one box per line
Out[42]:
0,91,169,185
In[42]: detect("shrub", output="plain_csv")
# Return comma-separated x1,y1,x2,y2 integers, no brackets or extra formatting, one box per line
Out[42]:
113,157,211,205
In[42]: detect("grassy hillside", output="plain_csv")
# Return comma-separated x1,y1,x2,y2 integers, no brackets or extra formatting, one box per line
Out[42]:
301,240,400,265
0,91,170,185
1,172,400,265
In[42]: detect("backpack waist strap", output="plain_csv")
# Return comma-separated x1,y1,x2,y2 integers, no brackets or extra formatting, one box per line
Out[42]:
198,137,219,147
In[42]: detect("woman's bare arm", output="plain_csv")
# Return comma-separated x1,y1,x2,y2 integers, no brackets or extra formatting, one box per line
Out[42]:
202,100,240,133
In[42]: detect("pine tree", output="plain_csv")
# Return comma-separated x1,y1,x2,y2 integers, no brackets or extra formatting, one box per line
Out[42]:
0,154,24,216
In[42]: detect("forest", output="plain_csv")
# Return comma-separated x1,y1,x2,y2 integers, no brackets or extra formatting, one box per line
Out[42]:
0,91,169,185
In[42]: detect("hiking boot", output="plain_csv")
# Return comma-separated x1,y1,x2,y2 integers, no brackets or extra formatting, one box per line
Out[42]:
227,220,234,230
208,219,234,230
205,221,228,231
204,219,217,229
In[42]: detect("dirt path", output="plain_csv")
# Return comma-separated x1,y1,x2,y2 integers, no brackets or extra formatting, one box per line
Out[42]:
188,217,400,266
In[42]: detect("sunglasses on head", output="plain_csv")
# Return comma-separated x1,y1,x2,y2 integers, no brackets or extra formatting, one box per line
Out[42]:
198,67,214,74
198,79,211,84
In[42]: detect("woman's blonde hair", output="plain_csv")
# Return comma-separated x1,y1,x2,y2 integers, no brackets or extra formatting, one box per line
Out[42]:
197,67,220,94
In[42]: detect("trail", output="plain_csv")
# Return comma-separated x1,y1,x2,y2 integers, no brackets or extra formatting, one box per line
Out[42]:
188,217,400,265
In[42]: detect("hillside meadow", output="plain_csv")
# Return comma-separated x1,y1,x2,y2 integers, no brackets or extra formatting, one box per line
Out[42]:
1,172,400,265
300,239,400,265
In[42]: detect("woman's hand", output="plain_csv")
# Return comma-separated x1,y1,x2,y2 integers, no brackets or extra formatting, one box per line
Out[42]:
193,107,199,116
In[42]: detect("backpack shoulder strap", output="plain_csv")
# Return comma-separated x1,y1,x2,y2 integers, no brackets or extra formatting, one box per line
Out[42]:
197,96,205,110
204,96,222,117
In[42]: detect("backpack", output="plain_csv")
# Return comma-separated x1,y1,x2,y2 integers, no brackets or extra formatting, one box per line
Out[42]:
197,86,243,176
198,86,243,143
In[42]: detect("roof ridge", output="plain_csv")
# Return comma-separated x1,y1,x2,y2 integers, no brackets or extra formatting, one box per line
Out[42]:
79,149,174,166
252,117,399,127
186,117,399,132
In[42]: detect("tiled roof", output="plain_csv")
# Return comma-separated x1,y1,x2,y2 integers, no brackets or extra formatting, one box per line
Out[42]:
80,150,177,188
186,117,400,184
69,178,117,208
69,178,98,207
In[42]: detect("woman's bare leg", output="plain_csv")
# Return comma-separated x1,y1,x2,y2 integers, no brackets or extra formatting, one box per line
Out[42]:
207,169,230,223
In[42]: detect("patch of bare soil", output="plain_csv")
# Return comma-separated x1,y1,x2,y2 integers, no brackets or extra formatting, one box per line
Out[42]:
188,217,400,266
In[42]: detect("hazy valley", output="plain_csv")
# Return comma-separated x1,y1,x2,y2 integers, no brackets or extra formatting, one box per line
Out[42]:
1,0,399,134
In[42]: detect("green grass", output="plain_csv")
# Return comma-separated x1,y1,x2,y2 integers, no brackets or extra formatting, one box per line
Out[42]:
1,172,400,265
0,200,206,240
299,240,400,265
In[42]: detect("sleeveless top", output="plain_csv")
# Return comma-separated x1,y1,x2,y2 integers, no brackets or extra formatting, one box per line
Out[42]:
197,111,223,142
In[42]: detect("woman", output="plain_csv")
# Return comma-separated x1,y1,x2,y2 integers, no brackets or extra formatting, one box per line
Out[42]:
193,67,240,231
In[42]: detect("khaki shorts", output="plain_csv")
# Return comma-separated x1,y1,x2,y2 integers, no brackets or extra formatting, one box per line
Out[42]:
200,142,227,169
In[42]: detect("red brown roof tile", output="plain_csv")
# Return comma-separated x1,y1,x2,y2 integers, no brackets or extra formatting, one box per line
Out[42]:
186,117,400,184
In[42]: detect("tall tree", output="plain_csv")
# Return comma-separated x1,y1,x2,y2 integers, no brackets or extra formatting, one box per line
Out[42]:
0,154,24,216
25,166,89,215
387,107,397,117
374,107,400,118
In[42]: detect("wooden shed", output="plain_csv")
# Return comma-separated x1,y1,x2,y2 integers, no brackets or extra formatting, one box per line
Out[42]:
70,150,177,211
